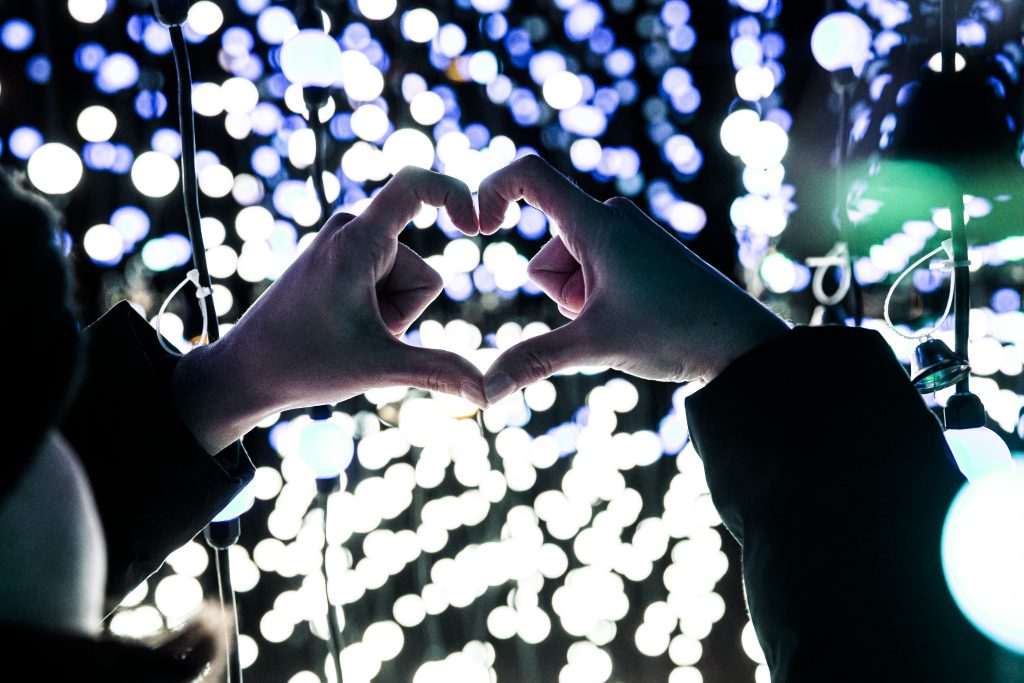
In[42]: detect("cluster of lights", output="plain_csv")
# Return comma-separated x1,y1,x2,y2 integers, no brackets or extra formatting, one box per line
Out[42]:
1,0,1020,679
719,1,800,297
109,369,713,681
822,0,1024,295
0,0,722,300
816,1,1023,656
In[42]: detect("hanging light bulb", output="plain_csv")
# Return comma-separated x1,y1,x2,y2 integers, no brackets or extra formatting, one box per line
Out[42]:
943,392,1015,483
941,467,1024,655
211,480,256,522
944,426,1015,483
298,418,354,479
279,28,343,88
810,12,872,75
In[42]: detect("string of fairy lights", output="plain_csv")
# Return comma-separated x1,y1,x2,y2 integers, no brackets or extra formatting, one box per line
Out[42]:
0,0,1021,680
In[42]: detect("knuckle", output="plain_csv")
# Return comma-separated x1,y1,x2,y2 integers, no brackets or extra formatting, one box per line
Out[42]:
394,165,421,184
603,196,633,210
514,153,542,174
323,211,356,234
520,347,553,382
425,364,447,393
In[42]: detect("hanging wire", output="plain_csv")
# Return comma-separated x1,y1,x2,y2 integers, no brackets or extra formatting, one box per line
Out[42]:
212,541,242,683
307,107,333,222
940,0,972,394
807,243,853,307
882,242,957,340
808,69,862,324
156,269,212,356
167,20,242,681
169,26,218,343
835,76,864,326
291,4,346,678
316,482,345,683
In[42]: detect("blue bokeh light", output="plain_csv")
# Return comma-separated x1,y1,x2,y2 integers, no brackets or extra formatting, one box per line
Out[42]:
1,19,34,52
110,206,151,247
565,2,604,42
96,53,140,93
252,145,283,177
135,90,169,119
83,142,118,170
74,42,106,72
143,21,172,54
142,234,192,272
151,128,182,159
444,272,474,302
26,55,52,84
224,26,256,55
517,206,548,240
991,288,1021,313
9,127,43,160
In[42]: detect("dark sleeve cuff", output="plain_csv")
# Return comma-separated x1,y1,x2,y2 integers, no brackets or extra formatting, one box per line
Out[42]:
683,325,957,543
682,325,990,680
61,301,254,602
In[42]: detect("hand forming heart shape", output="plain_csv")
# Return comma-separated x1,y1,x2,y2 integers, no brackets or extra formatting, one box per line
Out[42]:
175,157,789,453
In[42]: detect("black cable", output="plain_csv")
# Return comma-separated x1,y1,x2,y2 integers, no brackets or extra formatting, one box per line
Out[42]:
305,90,344,682
307,106,333,223
830,70,863,327
206,521,243,683
316,479,345,683
216,548,242,683
169,25,219,343
294,2,345,671
166,16,243,681
940,0,971,394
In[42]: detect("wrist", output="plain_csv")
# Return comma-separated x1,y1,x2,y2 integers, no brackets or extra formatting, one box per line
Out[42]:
700,304,791,383
169,332,283,454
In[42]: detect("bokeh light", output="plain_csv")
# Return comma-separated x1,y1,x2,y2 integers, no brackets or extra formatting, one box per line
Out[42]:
2,1,1020,680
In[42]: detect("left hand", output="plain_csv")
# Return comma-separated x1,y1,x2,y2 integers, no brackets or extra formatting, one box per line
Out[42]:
173,166,486,453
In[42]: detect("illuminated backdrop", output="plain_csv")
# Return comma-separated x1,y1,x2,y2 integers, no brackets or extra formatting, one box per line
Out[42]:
0,0,1021,681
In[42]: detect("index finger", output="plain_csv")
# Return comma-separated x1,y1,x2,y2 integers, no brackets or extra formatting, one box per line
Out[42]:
476,154,602,236
356,166,479,240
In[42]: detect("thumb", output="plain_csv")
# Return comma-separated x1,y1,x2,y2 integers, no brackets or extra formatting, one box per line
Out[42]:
483,319,596,404
382,341,487,407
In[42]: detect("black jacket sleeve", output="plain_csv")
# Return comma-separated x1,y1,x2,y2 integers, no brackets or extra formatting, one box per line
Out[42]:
60,301,255,604
684,326,992,682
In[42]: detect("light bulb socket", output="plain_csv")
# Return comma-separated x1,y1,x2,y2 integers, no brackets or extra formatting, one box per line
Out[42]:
309,404,332,421
944,391,986,430
830,67,858,91
303,86,330,112
151,0,190,26
316,475,341,496
297,0,325,31
205,518,241,549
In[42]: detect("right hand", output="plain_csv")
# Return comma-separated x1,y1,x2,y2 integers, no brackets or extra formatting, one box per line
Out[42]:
476,155,789,404
173,167,486,453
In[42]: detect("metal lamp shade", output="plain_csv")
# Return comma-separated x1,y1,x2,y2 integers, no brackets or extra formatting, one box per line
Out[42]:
911,338,971,393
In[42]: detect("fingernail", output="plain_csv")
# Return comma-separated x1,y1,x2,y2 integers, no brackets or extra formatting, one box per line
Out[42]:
460,381,486,408
484,372,516,404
